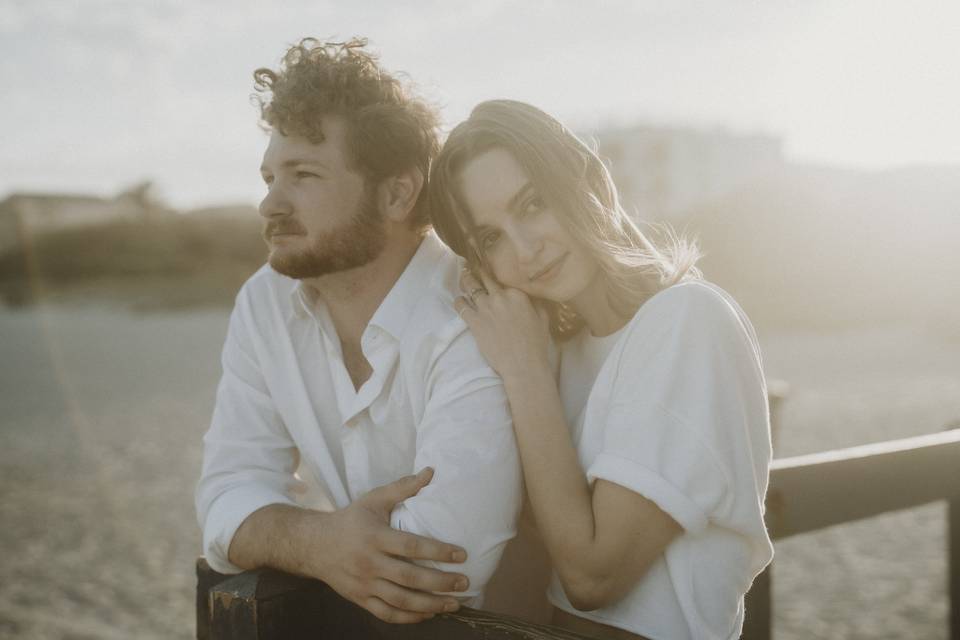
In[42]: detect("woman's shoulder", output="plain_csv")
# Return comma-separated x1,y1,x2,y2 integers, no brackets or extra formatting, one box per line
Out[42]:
616,279,761,365
628,279,745,331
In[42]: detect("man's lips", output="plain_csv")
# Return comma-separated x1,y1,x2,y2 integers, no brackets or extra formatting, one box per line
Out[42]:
264,224,306,240
529,253,568,282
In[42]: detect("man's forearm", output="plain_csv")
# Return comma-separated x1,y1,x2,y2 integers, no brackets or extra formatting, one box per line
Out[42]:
223,471,472,624
229,503,324,577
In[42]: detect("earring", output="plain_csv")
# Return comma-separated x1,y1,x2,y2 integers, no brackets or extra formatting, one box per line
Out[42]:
556,303,577,333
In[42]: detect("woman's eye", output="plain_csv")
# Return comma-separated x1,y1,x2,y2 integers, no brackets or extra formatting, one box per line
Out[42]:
481,232,501,249
522,196,545,216
296,171,319,180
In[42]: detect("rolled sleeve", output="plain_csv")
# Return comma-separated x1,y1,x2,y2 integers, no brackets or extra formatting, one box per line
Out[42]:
588,452,709,536
586,282,768,537
390,330,522,599
195,293,298,574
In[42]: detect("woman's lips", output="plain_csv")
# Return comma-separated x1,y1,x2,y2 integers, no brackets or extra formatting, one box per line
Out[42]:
530,253,568,282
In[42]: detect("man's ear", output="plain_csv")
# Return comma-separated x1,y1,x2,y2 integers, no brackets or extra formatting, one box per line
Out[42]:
378,167,424,223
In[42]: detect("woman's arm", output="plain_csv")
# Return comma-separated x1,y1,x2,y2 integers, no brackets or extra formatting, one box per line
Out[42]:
455,278,681,611
501,363,681,611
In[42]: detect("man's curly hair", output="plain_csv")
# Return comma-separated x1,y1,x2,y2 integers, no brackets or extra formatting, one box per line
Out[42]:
253,38,440,230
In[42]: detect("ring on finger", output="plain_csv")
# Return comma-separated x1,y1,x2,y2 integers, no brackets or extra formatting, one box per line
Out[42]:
469,287,486,298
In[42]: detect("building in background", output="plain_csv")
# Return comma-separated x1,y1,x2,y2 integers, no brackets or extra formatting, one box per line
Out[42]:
590,124,783,220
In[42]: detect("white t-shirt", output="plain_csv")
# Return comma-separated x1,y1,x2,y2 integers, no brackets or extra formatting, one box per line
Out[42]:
196,233,522,600
548,280,774,640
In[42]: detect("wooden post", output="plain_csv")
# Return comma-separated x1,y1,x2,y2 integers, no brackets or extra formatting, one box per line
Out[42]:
766,379,789,454
196,558,223,640
742,564,772,640
950,495,960,640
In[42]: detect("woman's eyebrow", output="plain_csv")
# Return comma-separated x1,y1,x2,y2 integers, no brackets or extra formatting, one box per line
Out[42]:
506,181,534,212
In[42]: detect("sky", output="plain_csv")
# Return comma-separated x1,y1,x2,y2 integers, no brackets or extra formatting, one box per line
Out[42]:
2,0,959,209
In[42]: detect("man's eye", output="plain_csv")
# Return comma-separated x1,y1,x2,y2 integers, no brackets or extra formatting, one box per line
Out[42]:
262,175,274,186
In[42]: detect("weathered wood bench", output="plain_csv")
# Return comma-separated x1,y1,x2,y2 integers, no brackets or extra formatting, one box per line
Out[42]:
197,427,960,640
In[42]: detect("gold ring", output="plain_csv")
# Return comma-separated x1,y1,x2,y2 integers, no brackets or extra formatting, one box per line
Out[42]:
469,287,486,298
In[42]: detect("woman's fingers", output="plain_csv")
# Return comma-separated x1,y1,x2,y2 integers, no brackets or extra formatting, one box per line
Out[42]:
477,268,501,293
459,269,483,296
454,296,476,319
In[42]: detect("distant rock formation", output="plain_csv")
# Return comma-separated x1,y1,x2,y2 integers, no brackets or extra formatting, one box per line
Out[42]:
0,182,167,255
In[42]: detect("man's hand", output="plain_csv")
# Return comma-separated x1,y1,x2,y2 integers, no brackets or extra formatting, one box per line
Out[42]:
229,468,470,624
313,467,471,622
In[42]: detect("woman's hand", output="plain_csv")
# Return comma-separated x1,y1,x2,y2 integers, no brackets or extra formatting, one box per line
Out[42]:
454,269,551,383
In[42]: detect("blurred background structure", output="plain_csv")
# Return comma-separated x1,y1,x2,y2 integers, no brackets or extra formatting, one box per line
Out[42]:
1,2,959,639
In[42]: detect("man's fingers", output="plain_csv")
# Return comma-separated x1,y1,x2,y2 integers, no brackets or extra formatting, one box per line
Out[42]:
374,579,461,614
379,555,470,593
363,467,434,510
378,529,468,565
364,596,435,624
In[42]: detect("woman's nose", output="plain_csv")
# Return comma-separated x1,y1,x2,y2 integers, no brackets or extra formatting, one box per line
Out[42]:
513,226,544,262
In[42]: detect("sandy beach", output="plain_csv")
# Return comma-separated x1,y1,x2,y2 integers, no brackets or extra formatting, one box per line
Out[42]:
1,303,958,639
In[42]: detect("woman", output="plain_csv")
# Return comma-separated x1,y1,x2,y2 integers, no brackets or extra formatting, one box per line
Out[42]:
428,100,773,640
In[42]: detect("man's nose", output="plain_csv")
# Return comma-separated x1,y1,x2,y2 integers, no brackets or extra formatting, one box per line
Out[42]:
259,184,291,219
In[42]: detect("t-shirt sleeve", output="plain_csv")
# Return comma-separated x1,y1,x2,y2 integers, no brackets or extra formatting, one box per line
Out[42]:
586,284,771,537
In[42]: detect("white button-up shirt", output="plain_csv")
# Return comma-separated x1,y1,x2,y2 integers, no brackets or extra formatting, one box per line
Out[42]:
196,233,522,599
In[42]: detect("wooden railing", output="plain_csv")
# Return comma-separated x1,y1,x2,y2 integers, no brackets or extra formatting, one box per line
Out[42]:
197,428,960,639
743,428,960,640
195,558,595,640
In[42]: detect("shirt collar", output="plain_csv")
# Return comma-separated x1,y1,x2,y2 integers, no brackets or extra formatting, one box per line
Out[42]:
287,231,447,340
290,279,317,321
368,231,445,341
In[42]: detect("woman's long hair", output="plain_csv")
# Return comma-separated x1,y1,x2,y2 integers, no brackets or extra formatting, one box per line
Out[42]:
429,99,700,339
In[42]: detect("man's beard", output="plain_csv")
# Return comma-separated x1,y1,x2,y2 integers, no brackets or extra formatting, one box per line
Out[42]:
264,187,386,280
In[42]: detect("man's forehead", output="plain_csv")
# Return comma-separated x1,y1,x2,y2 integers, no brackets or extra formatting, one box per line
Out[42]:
262,125,346,169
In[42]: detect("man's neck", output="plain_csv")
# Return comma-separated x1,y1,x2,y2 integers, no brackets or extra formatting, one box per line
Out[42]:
302,231,423,350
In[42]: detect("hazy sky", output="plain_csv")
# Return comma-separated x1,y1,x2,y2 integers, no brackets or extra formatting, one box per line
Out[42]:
2,0,959,208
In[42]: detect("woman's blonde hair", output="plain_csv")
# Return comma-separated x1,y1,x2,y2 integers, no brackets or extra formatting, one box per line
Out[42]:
429,99,700,339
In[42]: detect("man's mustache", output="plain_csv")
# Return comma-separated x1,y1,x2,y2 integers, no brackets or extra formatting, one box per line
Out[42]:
264,221,306,237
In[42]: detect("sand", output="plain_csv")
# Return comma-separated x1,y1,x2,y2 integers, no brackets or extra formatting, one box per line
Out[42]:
1,304,958,639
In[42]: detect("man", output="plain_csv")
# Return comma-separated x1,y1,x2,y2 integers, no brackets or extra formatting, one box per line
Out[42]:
195,38,521,624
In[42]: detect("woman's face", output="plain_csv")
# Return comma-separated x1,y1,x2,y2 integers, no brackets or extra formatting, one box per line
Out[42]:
457,147,601,304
